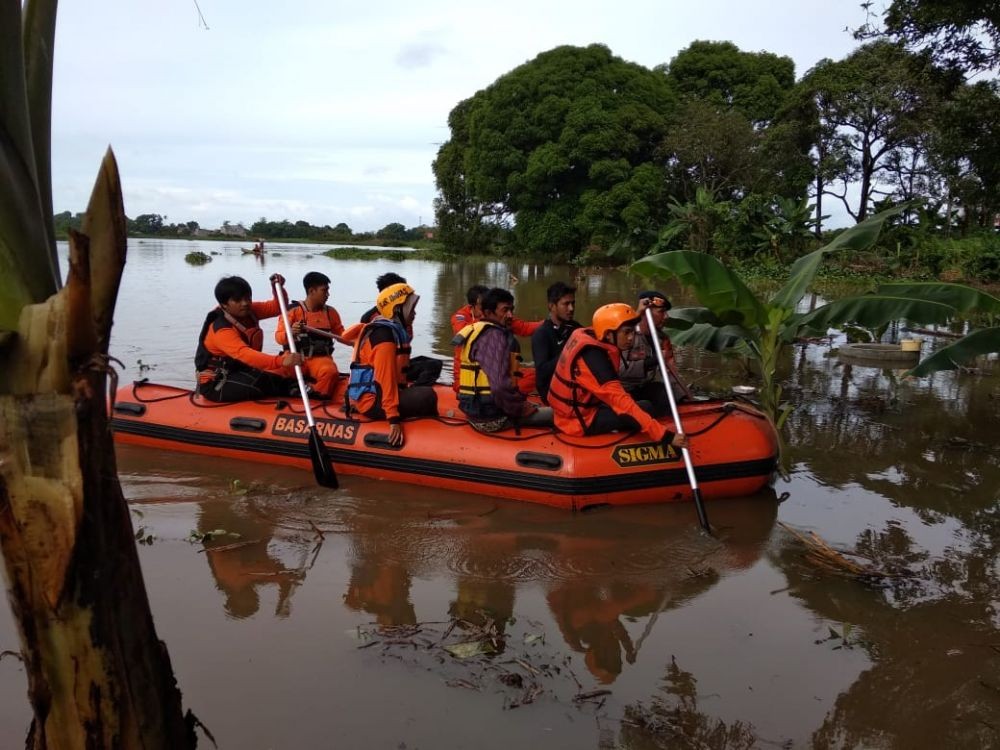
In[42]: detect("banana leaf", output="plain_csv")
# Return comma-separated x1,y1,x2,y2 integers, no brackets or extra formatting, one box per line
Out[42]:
875,282,1000,315
908,327,1000,377
23,0,59,266
791,295,957,339
0,0,59,331
668,322,752,352
769,205,908,312
632,250,768,328
664,306,727,330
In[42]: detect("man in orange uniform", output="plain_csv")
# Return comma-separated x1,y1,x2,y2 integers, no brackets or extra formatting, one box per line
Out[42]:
195,274,302,402
274,271,346,400
548,303,688,448
619,290,692,414
347,283,438,446
450,284,541,393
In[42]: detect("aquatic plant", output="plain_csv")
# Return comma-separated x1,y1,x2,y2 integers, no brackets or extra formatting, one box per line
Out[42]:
184,250,211,265
634,206,997,424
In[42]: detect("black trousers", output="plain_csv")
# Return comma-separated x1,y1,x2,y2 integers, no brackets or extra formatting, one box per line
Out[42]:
364,385,438,420
199,368,295,403
585,399,657,435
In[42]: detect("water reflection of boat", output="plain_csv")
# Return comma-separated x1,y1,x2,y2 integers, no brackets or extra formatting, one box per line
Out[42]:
112,381,778,510
338,494,777,685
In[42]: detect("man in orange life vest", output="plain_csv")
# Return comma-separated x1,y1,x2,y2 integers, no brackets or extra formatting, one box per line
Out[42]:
454,287,552,433
450,284,541,393
548,303,688,449
274,271,346,401
195,274,302,402
347,283,438,446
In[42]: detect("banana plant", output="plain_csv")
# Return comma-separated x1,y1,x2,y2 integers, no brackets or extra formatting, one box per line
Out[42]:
1,1,194,745
632,205,978,425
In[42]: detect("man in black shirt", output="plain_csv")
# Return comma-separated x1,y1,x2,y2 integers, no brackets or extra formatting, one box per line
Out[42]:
531,281,582,403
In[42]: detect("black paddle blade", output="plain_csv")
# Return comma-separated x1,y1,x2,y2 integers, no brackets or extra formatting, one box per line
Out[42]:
308,425,339,489
692,488,712,535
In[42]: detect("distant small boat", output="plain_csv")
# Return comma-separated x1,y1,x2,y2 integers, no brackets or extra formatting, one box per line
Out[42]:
241,247,266,255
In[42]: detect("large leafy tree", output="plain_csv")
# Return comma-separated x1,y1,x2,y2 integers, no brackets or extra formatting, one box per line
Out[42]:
859,0,1000,72
926,80,1000,229
433,44,677,257
800,42,955,222
661,40,796,128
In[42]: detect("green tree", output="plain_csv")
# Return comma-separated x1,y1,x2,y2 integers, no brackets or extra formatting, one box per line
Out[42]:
660,99,763,202
376,222,407,241
801,42,954,222
433,44,677,256
132,212,164,235
859,0,1000,72
661,40,796,127
927,80,1000,230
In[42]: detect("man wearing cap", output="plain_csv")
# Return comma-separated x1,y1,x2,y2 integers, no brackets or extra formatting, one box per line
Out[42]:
620,290,692,415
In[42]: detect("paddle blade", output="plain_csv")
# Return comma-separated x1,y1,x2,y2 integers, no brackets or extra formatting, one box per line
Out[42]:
308,425,339,489
692,488,712,535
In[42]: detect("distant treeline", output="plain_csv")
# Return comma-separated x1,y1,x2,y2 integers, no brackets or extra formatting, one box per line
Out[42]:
53,211,434,244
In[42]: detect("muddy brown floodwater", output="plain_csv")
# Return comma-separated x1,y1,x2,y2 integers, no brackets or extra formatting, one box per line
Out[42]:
1,240,997,748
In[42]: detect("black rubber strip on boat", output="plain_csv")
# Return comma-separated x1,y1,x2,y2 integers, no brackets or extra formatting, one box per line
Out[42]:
111,418,775,496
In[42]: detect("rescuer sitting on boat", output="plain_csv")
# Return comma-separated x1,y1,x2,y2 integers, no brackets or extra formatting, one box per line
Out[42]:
195,274,303,402
619,290,693,413
531,281,582,404
548,303,688,449
450,284,543,395
274,271,347,401
454,287,553,433
346,282,437,446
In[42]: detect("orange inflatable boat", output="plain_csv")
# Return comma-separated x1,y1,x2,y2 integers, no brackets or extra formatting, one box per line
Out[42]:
111,381,778,511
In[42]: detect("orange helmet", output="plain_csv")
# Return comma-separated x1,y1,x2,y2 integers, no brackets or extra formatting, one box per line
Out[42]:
592,303,640,340
376,283,416,319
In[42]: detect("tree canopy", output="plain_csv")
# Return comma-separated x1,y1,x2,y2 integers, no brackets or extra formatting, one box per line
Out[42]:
860,0,1000,72
434,44,678,256
661,40,795,127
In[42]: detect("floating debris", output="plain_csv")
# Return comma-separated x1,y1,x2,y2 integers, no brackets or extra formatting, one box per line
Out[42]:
349,615,605,711
779,522,902,582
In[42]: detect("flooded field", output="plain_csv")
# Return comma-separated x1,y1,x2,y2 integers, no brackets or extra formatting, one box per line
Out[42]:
1,239,997,748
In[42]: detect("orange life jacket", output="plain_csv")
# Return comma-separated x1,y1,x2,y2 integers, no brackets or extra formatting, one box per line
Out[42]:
547,327,621,433
195,308,264,373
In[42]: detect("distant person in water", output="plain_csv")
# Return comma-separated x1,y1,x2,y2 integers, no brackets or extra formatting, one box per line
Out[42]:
195,274,302,402
252,239,265,254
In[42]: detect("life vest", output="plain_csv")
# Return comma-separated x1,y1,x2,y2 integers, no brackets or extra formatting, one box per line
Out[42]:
547,327,621,432
286,301,338,357
346,317,411,410
454,321,522,418
620,329,675,386
194,308,264,373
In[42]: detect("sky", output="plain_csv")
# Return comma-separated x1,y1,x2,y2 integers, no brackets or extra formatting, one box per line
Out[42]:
51,0,866,233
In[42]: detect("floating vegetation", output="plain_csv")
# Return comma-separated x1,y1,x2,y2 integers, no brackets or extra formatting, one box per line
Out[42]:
779,522,900,582
186,529,241,544
350,615,609,711
184,251,211,265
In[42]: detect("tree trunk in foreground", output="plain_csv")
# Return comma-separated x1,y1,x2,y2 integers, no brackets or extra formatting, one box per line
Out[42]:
0,151,195,748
